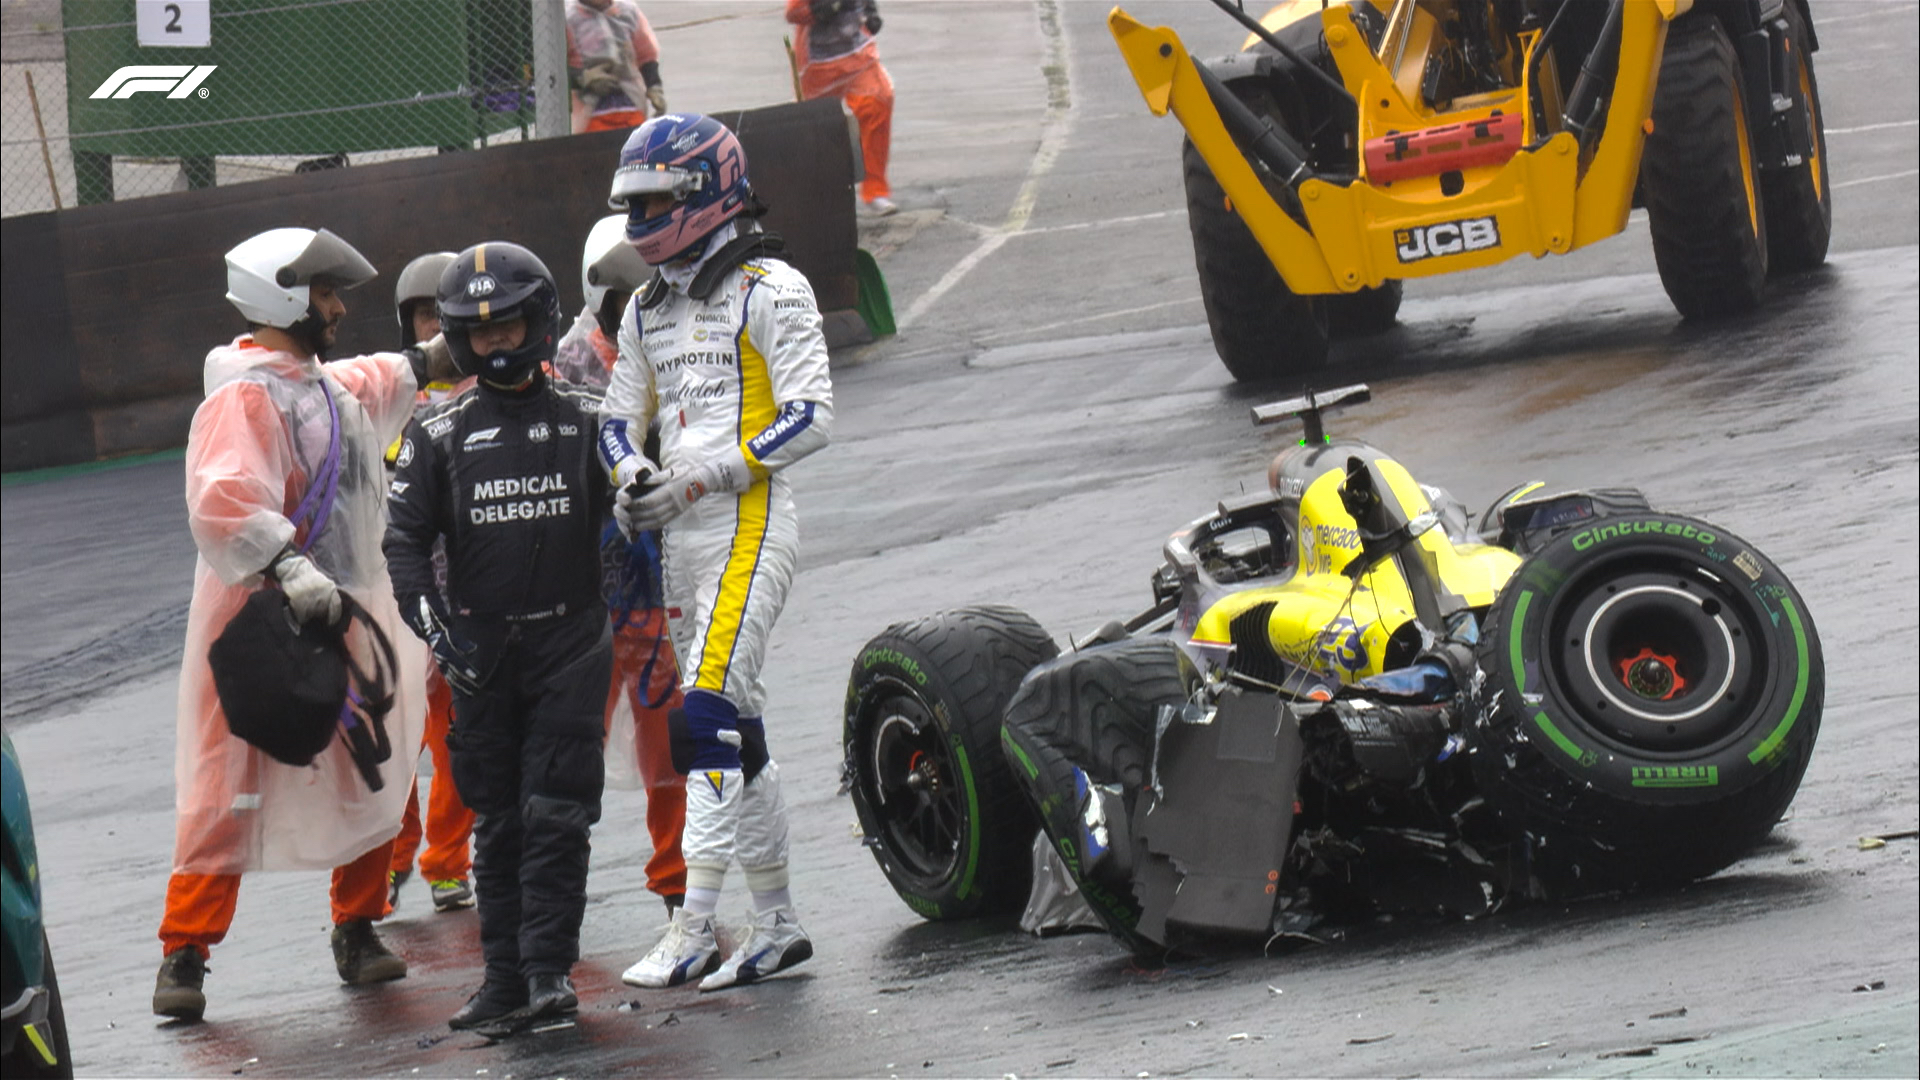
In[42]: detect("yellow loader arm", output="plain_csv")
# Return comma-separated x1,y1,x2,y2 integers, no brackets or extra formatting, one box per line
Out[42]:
1109,2,1682,295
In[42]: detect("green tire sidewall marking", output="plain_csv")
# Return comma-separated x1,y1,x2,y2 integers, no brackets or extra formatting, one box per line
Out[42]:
1002,728,1039,779
1509,589,1534,697
1748,595,1811,766
948,734,983,902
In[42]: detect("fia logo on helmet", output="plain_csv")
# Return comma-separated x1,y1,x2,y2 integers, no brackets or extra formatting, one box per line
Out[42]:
466,274,498,298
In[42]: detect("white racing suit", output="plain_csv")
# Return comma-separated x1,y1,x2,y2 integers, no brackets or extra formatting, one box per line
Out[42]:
598,232,832,898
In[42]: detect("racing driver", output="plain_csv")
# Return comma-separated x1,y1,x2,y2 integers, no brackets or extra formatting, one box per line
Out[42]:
598,113,833,991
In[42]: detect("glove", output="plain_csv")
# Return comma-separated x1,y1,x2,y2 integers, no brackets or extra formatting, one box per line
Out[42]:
580,60,622,99
627,449,753,533
612,456,664,539
406,594,486,697
403,332,455,386
646,84,668,116
268,550,342,627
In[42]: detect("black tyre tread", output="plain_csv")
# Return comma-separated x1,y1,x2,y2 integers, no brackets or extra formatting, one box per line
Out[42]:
1761,3,1831,273
1182,138,1330,382
1325,281,1403,338
846,606,1058,918
1002,637,1192,954
1468,518,1824,896
1472,600,1816,895
1642,15,1769,319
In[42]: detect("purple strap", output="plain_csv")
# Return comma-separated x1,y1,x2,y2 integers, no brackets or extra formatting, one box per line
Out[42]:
288,376,343,554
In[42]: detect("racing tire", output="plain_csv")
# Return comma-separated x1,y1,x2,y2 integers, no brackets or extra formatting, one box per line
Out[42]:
1325,281,1403,338
1182,136,1330,383
844,606,1058,920
1470,513,1823,897
0,932,73,1079
1001,636,1196,958
1761,3,1832,274
1642,14,1769,319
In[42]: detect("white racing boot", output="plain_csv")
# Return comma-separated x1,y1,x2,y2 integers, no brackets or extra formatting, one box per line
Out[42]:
621,908,720,988
699,907,812,991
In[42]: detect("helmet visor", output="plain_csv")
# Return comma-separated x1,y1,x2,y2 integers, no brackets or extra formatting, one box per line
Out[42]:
609,162,708,209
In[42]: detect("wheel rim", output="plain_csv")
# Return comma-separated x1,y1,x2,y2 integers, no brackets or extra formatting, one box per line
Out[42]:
1732,72,1760,237
860,686,967,885
1550,566,1765,753
1797,47,1824,200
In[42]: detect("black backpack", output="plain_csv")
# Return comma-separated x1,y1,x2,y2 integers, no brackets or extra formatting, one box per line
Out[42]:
209,589,397,791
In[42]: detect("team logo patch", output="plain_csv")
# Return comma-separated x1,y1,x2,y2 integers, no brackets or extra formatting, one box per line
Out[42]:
559,422,579,437
396,438,414,467
466,274,498,298
528,421,551,443
703,771,726,798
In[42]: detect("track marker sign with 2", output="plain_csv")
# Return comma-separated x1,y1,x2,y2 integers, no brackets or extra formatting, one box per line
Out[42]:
137,0,211,48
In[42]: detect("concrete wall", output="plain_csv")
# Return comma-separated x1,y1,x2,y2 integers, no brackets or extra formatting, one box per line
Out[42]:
1,98,856,472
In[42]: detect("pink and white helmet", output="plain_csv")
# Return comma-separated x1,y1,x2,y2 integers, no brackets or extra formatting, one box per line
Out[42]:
608,113,750,265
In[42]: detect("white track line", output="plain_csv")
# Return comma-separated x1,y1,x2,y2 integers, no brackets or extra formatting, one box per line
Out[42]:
898,0,1073,330
1825,120,1920,135
1832,168,1920,190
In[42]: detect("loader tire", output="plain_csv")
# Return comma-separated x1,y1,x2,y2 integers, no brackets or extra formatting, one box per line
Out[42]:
845,606,1058,920
1001,637,1195,959
1762,3,1831,274
1469,514,1823,897
1182,138,1329,383
1642,14,1769,319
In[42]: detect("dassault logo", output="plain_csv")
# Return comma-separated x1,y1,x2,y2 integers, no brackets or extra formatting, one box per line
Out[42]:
91,65,217,100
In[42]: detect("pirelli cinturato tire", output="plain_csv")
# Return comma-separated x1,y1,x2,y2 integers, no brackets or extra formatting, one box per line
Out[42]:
1762,2,1832,274
844,606,1058,920
1001,637,1196,957
1470,513,1824,897
1183,135,1330,383
1642,14,1769,318
1325,281,1403,338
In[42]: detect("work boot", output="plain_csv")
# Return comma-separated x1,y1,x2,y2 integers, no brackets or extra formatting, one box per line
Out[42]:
526,973,578,1018
621,908,719,988
331,918,407,984
429,878,475,912
699,906,812,991
388,867,411,909
152,947,207,1021
448,978,528,1031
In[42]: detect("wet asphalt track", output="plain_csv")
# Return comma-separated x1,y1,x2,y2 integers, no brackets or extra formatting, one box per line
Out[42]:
3,1,1916,1076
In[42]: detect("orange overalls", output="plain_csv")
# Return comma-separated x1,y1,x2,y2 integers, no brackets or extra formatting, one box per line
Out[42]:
787,0,894,203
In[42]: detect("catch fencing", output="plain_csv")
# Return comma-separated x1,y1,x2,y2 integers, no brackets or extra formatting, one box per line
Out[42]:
1,0,568,217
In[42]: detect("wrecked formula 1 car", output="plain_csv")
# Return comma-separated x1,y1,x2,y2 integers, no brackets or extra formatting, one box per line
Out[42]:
842,385,1823,957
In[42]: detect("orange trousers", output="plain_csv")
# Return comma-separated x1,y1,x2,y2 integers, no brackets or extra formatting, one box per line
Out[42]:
389,671,475,881
610,608,687,899
158,839,393,960
802,54,894,202
587,108,647,132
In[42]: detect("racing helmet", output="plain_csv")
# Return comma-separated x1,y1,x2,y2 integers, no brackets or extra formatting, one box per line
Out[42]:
581,214,651,338
435,242,561,385
608,113,751,265
225,227,376,328
394,251,456,347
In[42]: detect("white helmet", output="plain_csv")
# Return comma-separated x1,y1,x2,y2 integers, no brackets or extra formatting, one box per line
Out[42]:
581,214,651,313
394,251,456,345
224,227,377,328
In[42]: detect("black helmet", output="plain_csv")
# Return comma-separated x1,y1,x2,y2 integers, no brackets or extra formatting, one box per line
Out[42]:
437,242,561,385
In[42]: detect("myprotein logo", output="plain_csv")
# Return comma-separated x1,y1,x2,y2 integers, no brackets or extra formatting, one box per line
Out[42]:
91,65,217,100
1395,216,1500,263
